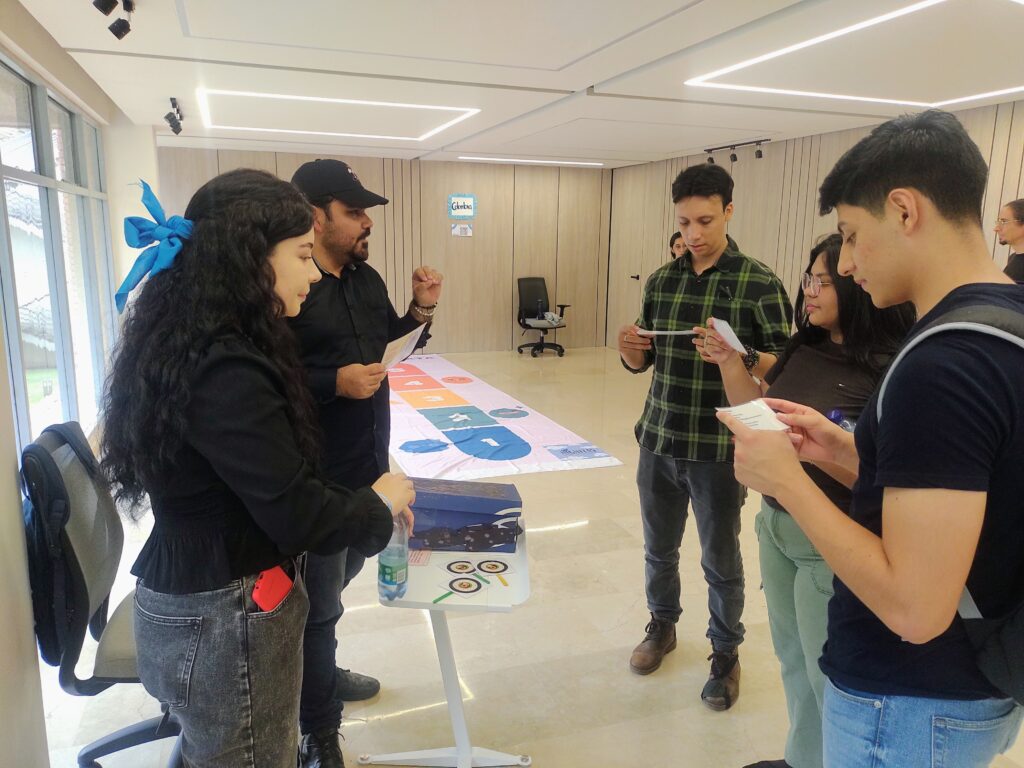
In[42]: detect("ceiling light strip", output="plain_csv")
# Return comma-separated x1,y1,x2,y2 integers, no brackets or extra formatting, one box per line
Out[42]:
458,156,603,167
687,80,932,108
195,87,479,142
686,0,948,85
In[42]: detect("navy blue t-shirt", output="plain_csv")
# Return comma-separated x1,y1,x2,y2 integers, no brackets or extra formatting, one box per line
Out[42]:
820,283,1024,699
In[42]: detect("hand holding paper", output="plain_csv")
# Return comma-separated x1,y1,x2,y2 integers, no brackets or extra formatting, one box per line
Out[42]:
716,401,804,497
382,325,426,370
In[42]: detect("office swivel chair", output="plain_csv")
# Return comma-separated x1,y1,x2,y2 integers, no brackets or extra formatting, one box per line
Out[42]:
516,276,570,357
21,422,182,768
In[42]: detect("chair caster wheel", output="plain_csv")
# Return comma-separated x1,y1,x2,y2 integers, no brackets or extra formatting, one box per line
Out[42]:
517,348,523,354
518,756,532,766
531,349,539,357
357,755,371,765
557,350,564,357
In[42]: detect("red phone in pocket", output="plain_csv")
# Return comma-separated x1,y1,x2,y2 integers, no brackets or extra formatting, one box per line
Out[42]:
252,565,293,611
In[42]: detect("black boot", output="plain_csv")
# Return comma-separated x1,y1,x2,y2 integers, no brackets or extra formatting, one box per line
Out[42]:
299,727,344,768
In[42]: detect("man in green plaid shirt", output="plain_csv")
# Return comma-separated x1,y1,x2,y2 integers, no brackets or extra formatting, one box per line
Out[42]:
618,164,792,711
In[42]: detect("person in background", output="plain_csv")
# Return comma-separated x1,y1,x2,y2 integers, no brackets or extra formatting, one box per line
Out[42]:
670,231,686,259
702,233,913,768
995,198,1024,282
101,169,415,768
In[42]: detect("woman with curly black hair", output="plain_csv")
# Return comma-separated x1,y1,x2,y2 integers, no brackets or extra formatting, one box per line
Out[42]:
101,169,414,768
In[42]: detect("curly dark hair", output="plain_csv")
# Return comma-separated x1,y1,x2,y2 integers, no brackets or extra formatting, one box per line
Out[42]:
101,168,318,513
778,233,915,375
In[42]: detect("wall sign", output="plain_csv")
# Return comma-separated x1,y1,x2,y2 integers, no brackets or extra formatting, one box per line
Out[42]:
451,223,473,237
448,194,477,220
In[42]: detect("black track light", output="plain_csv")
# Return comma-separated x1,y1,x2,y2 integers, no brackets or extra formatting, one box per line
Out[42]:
755,146,764,159
93,0,118,15
706,154,715,165
729,150,738,163
109,17,130,38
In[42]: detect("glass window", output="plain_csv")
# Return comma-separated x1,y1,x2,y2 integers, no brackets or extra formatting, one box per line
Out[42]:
88,198,115,354
0,65,37,173
4,180,65,437
47,99,76,183
56,192,100,432
82,122,103,191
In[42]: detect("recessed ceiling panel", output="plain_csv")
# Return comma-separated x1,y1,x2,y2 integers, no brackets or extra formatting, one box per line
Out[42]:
502,118,771,156
179,0,696,71
705,0,1024,106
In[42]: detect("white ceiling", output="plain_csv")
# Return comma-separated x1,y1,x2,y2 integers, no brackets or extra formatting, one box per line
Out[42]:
20,0,1024,168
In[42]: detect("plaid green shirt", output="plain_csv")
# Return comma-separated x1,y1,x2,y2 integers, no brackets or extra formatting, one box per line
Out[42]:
626,236,793,461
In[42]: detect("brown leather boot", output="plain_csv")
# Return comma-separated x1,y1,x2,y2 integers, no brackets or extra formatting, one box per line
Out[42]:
629,614,677,675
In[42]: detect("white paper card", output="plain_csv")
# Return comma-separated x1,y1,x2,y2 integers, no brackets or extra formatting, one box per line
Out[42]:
716,399,789,431
636,329,697,337
710,318,747,353
382,325,426,370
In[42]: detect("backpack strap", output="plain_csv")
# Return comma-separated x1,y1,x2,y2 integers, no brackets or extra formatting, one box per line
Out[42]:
876,305,1024,423
873,304,1024,623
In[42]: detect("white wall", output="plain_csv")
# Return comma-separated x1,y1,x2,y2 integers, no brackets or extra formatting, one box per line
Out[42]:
103,115,160,283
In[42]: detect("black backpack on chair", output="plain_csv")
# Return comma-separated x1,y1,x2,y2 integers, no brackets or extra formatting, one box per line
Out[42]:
20,421,121,668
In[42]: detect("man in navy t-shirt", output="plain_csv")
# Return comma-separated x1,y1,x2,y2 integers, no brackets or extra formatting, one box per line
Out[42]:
719,110,1024,767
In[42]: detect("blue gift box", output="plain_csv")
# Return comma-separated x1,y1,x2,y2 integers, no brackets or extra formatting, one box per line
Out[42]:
409,477,522,552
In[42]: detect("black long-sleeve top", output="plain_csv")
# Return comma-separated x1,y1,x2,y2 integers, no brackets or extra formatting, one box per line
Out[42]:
287,262,423,485
130,335,394,594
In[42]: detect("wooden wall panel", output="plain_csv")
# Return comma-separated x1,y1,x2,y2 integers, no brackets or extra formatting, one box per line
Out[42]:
596,169,612,346
418,161,515,353
605,163,648,345
554,167,603,348
155,146,217,219
512,165,560,345
606,99,1024,348
217,150,276,175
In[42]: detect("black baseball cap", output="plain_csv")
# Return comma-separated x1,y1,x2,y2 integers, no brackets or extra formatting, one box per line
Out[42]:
291,159,389,208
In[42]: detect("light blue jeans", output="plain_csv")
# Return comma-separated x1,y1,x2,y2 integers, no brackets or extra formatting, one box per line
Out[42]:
823,678,1023,767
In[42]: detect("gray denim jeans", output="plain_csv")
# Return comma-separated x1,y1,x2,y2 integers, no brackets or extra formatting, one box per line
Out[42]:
134,569,309,768
637,447,747,651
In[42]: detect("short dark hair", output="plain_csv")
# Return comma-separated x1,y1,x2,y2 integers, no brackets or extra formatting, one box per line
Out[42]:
669,231,683,250
819,109,988,226
671,164,734,207
1005,198,1024,223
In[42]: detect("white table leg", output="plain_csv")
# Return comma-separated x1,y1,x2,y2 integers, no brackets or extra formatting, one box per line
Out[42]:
357,611,531,767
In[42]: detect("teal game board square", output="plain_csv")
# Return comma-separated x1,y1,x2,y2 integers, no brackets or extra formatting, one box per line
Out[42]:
420,405,497,430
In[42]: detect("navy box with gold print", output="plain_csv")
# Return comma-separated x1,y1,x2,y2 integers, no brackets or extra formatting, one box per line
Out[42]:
409,477,522,553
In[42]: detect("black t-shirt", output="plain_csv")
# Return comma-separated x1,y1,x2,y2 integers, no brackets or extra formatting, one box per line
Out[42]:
763,339,883,513
1006,253,1024,283
821,283,1024,699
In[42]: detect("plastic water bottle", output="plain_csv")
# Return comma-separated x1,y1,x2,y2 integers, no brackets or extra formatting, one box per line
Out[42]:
378,517,409,601
827,408,857,433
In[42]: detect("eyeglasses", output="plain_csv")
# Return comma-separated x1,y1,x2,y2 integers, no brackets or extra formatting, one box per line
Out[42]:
801,273,833,295
996,218,1021,226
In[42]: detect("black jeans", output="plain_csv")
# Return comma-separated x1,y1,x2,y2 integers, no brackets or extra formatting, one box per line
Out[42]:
637,447,747,651
299,453,382,734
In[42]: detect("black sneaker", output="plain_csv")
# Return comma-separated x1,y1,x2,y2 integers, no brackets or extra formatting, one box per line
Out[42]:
299,727,344,768
336,667,381,701
701,649,740,711
742,761,792,768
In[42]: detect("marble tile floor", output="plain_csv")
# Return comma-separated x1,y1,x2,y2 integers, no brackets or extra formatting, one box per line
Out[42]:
41,347,1024,768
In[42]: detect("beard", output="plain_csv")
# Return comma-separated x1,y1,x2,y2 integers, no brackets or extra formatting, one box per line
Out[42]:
349,236,370,263
999,236,1008,246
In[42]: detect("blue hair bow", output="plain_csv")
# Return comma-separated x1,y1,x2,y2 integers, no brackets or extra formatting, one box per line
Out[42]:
114,180,193,313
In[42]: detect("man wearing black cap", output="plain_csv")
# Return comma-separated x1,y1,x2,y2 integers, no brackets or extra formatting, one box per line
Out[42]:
289,159,443,768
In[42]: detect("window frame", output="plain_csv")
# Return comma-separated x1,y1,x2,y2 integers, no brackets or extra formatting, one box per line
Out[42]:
0,51,116,449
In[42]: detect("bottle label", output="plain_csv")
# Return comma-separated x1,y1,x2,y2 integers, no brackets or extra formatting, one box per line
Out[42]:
379,563,408,586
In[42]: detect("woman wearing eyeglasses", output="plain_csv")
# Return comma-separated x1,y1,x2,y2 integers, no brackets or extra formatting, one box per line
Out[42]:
699,234,914,768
